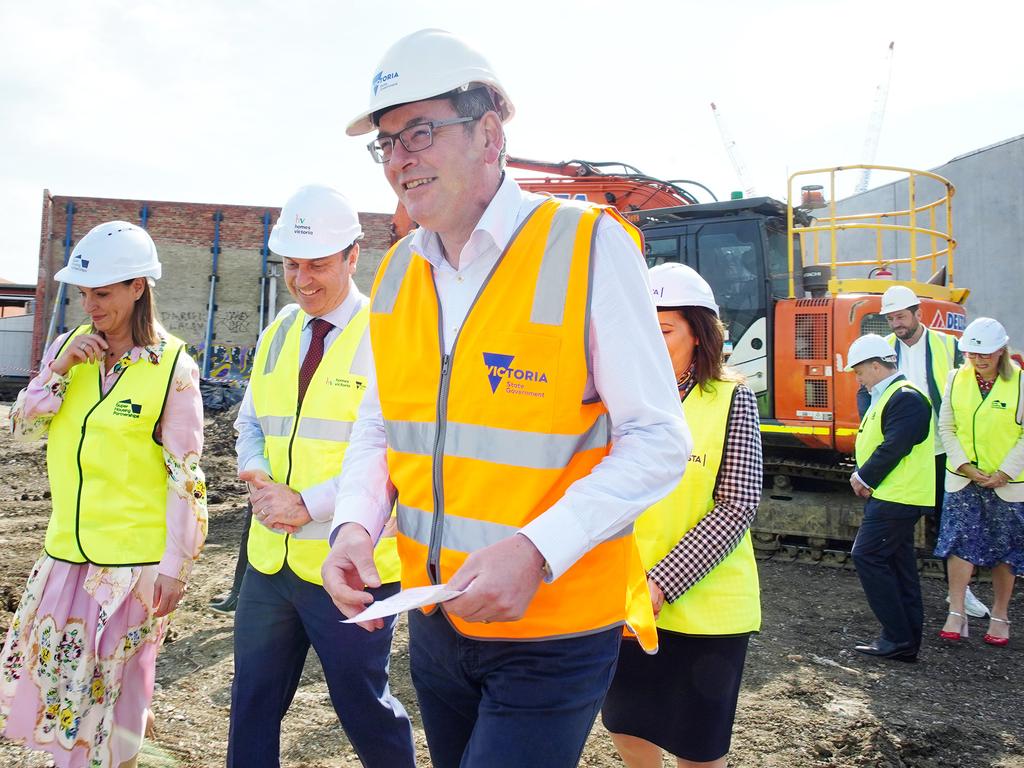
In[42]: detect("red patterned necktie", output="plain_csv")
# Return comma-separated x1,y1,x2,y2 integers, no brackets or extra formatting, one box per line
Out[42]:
298,318,332,404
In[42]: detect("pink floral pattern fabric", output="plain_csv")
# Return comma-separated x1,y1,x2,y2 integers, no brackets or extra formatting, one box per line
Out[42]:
1,326,206,767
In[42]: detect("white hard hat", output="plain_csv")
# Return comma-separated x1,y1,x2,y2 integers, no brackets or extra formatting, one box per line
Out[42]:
880,285,920,315
959,317,1009,354
846,334,898,370
649,262,719,316
346,29,515,136
55,221,161,288
269,185,363,260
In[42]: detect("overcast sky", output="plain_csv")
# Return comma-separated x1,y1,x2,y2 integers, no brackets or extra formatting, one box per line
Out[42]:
1,0,1021,283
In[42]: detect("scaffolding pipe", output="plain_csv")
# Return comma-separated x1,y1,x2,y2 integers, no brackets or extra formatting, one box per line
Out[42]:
259,210,271,332
201,211,223,378
46,201,76,347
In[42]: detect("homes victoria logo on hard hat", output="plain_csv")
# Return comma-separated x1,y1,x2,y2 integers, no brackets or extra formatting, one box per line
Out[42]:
71,254,90,272
372,70,400,97
293,215,314,237
482,353,549,397
113,399,143,419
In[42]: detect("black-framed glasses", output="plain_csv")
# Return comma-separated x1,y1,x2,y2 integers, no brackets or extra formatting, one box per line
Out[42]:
367,117,479,164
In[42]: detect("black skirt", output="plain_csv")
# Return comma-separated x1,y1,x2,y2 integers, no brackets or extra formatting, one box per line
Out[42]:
601,631,750,762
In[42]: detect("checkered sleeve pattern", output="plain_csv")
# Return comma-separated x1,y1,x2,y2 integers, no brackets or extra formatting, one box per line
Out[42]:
648,384,763,603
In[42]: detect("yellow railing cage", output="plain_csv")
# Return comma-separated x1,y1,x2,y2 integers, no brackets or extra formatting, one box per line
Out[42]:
786,165,965,303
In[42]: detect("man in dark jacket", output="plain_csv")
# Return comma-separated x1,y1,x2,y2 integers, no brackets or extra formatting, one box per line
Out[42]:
847,334,934,661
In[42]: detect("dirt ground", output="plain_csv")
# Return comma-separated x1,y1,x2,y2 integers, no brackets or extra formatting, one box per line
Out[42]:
1,406,1022,768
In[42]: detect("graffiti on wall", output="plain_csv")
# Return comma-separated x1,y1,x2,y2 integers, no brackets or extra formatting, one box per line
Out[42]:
186,343,255,380
162,311,206,337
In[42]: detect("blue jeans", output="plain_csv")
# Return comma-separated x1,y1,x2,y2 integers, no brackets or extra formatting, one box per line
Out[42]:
409,609,621,768
227,565,414,768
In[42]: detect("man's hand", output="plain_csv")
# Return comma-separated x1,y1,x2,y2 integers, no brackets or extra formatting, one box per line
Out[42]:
239,469,308,534
153,575,186,617
445,534,545,624
322,523,383,631
850,474,873,499
648,578,665,619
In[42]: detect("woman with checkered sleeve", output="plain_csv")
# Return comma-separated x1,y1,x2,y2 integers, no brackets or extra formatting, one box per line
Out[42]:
602,263,762,768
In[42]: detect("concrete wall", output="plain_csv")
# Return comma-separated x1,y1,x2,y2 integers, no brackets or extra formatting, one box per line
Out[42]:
827,134,1024,343
35,192,394,378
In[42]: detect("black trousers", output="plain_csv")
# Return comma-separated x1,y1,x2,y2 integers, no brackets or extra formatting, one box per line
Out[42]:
852,501,924,648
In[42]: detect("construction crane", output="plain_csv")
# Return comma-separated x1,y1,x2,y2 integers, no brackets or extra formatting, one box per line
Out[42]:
711,101,757,198
854,41,896,194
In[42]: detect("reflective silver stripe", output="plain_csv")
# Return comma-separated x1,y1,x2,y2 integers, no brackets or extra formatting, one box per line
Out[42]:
349,330,373,378
371,238,414,315
263,306,302,375
531,204,586,326
384,414,610,470
584,210,600,378
295,417,354,443
445,415,610,470
397,504,518,552
258,414,294,438
385,420,435,456
396,504,628,553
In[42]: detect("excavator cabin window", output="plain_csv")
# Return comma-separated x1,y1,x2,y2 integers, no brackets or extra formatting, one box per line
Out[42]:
692,220,766,351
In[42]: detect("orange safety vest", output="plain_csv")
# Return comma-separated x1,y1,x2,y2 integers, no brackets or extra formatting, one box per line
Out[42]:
370,199,657,650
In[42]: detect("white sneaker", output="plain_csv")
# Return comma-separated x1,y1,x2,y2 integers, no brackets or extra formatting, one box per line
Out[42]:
947,587,990,618
964,587,990,618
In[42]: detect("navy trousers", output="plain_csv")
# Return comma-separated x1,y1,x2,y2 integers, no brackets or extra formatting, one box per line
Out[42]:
227,565,414,768
852,502,924,649
408,608,621,768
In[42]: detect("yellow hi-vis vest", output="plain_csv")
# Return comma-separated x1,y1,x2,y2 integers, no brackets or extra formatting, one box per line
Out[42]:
248,305,400,585
634,380,761,635
854,377,935,506
886,329,957,417
369,199,657,651
45,326,185,565
947,363,1024,481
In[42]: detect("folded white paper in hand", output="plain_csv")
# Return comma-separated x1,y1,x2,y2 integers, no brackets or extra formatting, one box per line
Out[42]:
342,583,466,624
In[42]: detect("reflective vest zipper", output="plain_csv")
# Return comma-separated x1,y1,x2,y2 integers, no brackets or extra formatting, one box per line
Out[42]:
73,365,128,563
428,351,451,583
281,396,304,563
421,205,547,583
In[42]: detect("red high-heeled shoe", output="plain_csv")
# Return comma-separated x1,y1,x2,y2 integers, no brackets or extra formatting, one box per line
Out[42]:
984,616,1010,647
939,610,968,641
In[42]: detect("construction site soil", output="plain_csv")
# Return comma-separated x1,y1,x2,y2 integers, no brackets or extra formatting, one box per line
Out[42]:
0,405,1021,768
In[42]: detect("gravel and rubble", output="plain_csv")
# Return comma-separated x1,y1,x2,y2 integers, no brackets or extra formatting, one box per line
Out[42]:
0,405,1021,767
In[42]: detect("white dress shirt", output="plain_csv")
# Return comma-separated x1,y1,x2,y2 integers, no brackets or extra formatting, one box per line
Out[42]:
234,280,371,523
332,175,691,579
897,329,943,454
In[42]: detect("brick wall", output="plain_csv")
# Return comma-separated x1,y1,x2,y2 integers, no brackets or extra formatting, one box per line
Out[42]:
33,192,395,377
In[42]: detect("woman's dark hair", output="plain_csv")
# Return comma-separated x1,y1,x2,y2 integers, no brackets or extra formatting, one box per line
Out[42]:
674,305,742,390
124,279,159,347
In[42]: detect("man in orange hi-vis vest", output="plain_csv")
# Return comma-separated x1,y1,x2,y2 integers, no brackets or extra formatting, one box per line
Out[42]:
322,29,691,768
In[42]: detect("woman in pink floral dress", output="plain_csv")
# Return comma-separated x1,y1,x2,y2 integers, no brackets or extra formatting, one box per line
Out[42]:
0,221,207,768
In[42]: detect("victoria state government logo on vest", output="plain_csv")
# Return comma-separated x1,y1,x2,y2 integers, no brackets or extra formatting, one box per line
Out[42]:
113,398,143,418
482,353,549,398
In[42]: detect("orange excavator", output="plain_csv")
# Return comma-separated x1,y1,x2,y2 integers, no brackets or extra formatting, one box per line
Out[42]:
389,157,715,243
390,159,969,561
